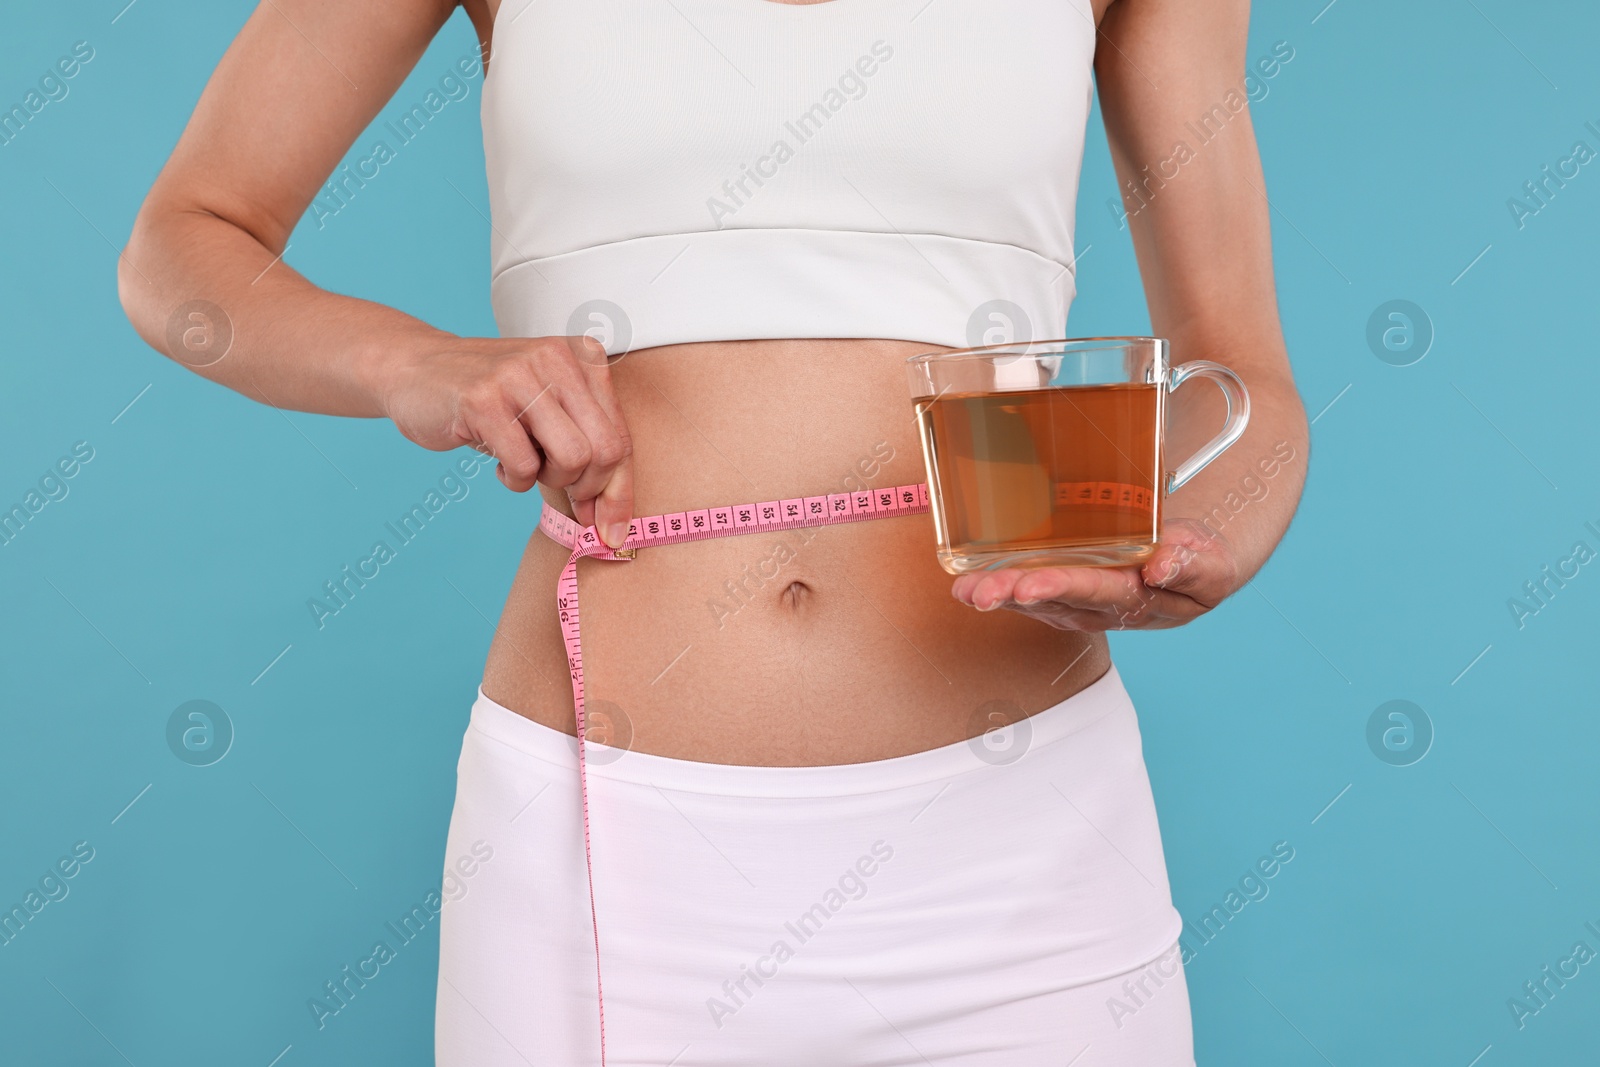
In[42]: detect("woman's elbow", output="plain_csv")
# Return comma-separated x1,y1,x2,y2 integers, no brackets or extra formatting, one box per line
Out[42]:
116,210,166,358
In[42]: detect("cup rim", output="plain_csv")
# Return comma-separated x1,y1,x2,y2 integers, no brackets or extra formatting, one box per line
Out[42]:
904,335,1167,364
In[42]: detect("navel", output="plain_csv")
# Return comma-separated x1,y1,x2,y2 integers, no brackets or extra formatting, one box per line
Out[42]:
780,580,813,610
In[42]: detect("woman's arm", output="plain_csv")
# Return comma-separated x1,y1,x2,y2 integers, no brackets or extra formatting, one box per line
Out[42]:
118,0,635,545
952,0,1309,628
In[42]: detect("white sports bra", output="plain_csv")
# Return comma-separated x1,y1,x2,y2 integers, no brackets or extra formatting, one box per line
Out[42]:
481,0,1096,353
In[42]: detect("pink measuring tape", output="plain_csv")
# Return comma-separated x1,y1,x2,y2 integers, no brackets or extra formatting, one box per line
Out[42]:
536,481,931,1065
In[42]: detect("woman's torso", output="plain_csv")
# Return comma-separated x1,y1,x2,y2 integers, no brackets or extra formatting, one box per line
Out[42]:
467,0,1111,766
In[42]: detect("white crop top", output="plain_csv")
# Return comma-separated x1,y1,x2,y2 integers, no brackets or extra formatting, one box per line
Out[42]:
481,0,1096,354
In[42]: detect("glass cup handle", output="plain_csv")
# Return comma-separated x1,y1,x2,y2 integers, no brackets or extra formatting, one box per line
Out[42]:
1165,360,1251,493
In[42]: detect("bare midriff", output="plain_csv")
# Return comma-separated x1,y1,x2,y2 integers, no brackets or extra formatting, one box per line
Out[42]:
480,337,1110,767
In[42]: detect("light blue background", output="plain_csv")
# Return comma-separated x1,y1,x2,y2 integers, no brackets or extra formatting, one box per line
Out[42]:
2,1,1597,1064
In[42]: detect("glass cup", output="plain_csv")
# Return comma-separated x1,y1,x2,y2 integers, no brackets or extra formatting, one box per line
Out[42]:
906,337,1249,574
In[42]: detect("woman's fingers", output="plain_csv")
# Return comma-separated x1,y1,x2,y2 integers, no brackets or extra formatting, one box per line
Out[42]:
565,337,635,547
1011,565,1144,608
384,336,635,537
517,387,593,491
590,451,635,548
950,558,1212,631
953,565,1138,612
949,568,1026,610
473,420,542,493
489,336,634,547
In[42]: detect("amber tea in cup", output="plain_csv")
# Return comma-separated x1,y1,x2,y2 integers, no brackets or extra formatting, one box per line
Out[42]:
907,338,1249,574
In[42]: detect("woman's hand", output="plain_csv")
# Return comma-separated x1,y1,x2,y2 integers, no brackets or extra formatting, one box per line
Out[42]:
949,518,1242,631
381,334,635,547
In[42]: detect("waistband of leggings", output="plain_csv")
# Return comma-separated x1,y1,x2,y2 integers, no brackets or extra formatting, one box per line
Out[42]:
466,663,1131,798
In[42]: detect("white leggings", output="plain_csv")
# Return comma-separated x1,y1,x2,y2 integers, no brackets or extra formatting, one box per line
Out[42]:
435,665,1194,1066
